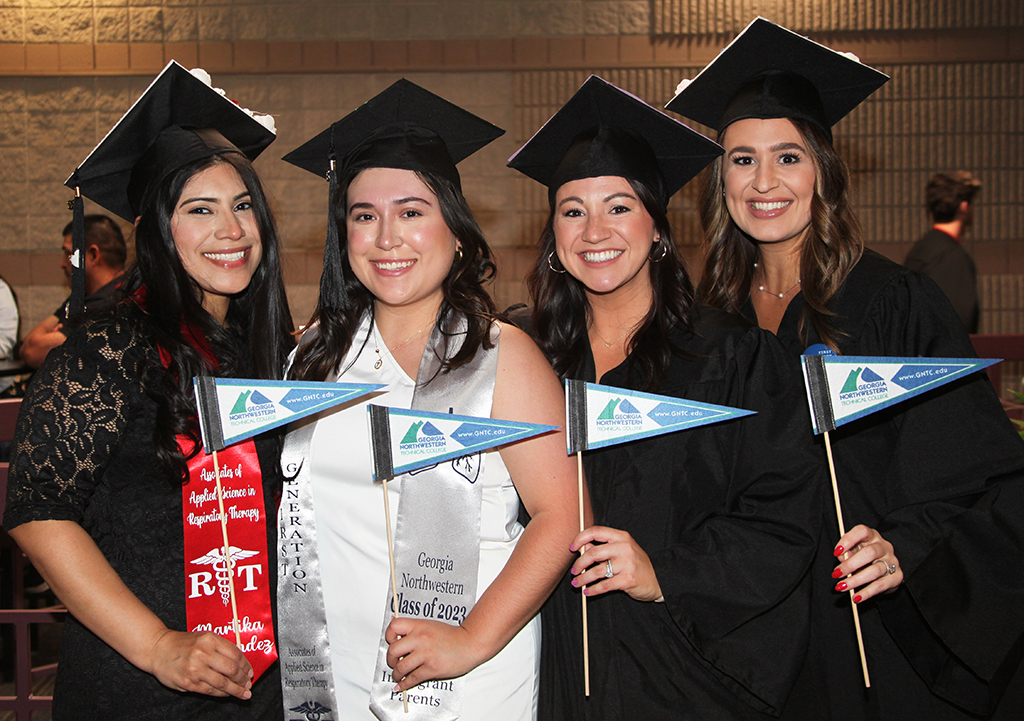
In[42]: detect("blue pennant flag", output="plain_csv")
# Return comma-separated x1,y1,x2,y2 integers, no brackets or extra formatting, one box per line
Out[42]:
801,354,1000,434
565,379,755,454
194,377,384,452
367,405,556,481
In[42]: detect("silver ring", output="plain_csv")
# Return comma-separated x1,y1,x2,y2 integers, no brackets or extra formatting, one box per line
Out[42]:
875,559,897,576
604,560,614,578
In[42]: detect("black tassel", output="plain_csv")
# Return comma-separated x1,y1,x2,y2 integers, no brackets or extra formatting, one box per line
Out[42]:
319,159,346,312
68,187,86,320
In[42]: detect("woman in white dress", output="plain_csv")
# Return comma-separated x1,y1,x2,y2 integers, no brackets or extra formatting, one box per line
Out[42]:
279,80,581,720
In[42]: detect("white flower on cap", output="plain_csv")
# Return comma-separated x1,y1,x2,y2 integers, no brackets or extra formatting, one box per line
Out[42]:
250,112,277,134
189,66,276,135
839,51,862,64
675,78,693,95
189,67,213,86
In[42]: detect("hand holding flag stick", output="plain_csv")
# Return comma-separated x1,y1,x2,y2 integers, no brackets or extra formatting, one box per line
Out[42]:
801,353,1000,689
564,380,756,698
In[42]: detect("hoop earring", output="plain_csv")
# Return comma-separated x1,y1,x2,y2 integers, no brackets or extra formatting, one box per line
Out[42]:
650,240,668,263
547,251,566,274
454,246,464,264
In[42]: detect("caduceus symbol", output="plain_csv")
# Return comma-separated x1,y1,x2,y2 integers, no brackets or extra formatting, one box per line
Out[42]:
191,546,259,606
289,701,332,721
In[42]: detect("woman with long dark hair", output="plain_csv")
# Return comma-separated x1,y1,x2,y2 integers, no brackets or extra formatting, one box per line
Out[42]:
3,64,292,719
669,17,1024,719
511,75,823,720
279,80,578,720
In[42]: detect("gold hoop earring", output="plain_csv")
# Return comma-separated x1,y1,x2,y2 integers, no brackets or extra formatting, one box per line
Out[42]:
454,246,464,264
650,240,668,263
547,251,566,274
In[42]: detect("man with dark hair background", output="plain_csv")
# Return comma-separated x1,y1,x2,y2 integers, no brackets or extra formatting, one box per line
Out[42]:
905,171,983,333
20,214,127,368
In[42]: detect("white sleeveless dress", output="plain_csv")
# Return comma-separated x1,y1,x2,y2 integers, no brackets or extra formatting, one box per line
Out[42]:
307,317,540,720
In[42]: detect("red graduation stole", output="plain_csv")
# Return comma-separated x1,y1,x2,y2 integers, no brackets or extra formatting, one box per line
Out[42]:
146,301,278,681
180,436,277,681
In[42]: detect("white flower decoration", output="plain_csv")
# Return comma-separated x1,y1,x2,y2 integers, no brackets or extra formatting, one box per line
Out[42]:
251,112,277,134
839,51,862,64
189,68,213,86
189,66,277,135
674,78,693,95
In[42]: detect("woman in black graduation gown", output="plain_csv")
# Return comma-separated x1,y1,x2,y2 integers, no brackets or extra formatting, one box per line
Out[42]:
668,17,1024,720
3,65,292,719
509,76,824,720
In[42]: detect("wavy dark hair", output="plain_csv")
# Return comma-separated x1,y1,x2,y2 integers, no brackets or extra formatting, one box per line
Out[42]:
120,152,294,483
526,178,696,392
698,118,863,352
290,167,497,383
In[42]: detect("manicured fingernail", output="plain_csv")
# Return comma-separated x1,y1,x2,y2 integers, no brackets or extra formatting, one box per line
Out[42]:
583,587,589,595
569,543,576,552
853,594,862,603
835,581,847,592
571,578,579,587
394,685,401,692
834,545,844,556
831,568,844,579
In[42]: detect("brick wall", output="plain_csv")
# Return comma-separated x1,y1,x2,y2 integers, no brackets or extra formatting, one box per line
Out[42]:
1,1,1022,336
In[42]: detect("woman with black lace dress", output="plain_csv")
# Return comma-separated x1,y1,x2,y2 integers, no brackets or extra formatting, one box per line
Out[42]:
2,64,292,720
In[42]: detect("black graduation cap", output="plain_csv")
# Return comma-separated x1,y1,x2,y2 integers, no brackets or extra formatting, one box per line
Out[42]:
665,17,889,141
281,78,504,191
281,79,504,314
66,60,276,222
507,75,723,208
61,61,276,319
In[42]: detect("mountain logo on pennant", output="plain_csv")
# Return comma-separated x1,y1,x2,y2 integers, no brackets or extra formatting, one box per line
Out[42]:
596,398,643,431
801,354,1000,434
398,420,447,455
837,366,888,406
228,390,277,427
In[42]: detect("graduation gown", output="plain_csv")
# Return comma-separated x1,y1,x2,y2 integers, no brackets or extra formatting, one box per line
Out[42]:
538,307,823,720
754,250,1024,720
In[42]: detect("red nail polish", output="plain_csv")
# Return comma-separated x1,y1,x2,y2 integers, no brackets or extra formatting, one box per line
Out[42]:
853,594,862,603
834,545,844,557
836,582,847,592
831,568,844,579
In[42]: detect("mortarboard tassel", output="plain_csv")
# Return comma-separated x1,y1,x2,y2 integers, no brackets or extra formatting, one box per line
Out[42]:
68,182,87,320
319,153,347,314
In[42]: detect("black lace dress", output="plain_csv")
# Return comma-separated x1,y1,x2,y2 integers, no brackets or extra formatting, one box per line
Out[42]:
2,310,283,720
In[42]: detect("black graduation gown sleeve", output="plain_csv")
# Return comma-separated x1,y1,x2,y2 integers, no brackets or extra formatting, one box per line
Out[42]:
539,310,823,720
766,250,1024,718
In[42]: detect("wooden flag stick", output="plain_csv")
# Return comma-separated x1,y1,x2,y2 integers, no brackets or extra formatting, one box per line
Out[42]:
823,431,871,688
381,477,410,713
577,450,590,697
211,449,242,647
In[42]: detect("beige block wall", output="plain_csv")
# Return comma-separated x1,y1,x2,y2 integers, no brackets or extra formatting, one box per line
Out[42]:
1,0,1022,335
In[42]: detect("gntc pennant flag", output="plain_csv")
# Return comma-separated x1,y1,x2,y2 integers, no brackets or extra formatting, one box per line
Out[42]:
367,405,556,481
565,379,755,454
801,354,1000,435
193,377,384,452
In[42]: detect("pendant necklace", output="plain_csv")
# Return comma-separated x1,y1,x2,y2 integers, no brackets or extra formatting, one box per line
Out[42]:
591,321,639,348
373,323,431,370
753,262,801,299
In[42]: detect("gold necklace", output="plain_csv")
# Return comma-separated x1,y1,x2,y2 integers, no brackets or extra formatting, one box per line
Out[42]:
373,323,431,370
591,322,638,348
753,262,801,299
